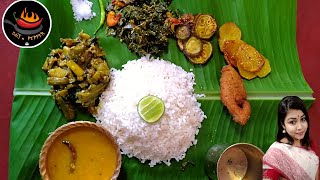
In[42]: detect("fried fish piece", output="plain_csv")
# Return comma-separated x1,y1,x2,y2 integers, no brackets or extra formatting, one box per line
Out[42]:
220,65,251,125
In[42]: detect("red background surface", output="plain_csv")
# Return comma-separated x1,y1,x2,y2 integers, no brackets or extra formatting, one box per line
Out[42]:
0,0,319,178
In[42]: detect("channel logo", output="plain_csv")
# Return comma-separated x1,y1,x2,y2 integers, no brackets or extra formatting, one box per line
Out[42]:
2,0,52,48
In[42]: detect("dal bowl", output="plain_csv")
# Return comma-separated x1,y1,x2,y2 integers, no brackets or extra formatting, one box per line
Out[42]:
39,121,121,180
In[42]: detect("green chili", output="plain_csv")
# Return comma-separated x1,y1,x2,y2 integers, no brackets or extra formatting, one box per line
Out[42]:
94,0,106,35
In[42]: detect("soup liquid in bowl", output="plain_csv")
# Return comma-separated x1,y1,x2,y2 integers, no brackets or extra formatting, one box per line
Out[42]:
46,126,117,180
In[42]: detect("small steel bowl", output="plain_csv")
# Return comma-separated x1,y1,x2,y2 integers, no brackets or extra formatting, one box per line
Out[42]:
205,143,264,180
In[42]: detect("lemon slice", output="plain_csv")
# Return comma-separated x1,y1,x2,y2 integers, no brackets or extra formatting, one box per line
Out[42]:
138,95,165,123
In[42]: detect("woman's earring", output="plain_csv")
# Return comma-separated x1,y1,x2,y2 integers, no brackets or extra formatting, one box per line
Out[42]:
282,129,286,133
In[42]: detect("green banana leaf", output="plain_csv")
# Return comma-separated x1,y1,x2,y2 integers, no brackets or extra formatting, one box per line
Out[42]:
9,0,314,179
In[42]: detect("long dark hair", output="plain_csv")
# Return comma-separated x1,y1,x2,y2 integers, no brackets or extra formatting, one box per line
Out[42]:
276,96,311,149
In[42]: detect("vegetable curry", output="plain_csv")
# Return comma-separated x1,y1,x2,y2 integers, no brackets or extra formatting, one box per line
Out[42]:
42,32,110,120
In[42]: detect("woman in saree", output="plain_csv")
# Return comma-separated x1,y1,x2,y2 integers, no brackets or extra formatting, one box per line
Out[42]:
263,96,319,180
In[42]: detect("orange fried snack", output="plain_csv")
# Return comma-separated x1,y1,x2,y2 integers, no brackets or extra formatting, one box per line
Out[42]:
220,65,251,125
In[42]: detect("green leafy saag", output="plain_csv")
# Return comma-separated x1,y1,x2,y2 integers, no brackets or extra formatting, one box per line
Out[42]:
106,0,173,56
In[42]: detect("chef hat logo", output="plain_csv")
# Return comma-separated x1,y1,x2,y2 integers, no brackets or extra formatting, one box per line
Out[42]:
2,0,52,48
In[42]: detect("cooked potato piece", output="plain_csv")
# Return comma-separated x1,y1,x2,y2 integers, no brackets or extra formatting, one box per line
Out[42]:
194,14,217,39
237,55,271,79
219,22,271,79
223,40,245,67
188,40,213,64
236,43,265,72
237,61,257,80
218,22,242,52
184,36,203,57
256,56,271,78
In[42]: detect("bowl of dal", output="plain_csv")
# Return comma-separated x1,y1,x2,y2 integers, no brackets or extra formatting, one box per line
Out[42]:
39,121,121,180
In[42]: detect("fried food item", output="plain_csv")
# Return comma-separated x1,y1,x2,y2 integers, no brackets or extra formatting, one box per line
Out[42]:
223,40,245,67
218,22,242,52
168,13,216,64
184,36,203,57
220,65,251,125
236,43,265,72
238,55,271,80
237,61,257,80
256,56,271,78
194,14,217,39
219,22,271,80
188,40,213,64
177,39,184,51
175,25,191,40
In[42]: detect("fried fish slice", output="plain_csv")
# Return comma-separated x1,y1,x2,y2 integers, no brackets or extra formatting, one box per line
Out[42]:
220,65,251,125
235,43,265,72
218,22,242,52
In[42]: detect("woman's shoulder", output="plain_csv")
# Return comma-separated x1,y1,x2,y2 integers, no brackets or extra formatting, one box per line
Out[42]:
267,141,288,149
264,141,289,156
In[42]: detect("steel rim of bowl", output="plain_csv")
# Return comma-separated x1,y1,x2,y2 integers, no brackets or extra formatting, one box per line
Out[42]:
216,143,264,179
39,121,122,180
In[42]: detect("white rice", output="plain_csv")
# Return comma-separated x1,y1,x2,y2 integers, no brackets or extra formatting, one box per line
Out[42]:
95,56,206,167
70,0,96,22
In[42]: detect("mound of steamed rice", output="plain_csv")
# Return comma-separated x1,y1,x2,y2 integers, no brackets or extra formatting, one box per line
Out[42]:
95,56,206,167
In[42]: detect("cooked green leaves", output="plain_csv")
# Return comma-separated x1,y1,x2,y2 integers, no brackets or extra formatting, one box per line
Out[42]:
106,0,173,56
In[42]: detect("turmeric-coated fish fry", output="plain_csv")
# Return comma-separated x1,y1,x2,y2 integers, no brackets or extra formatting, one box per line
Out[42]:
220,65,251,125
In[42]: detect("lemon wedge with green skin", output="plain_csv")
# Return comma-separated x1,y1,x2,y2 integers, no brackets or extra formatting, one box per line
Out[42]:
138,95,165,123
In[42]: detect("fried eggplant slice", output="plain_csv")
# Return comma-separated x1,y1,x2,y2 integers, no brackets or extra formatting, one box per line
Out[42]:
177,39,184,51
175,25,191,40
184,36,203,57
194,14,217,39
188,40,213,64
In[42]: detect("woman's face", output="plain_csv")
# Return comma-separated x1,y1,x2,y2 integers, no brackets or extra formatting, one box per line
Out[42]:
282,109,308,145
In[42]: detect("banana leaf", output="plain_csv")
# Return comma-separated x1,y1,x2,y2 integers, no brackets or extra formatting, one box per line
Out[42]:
9,0,314,179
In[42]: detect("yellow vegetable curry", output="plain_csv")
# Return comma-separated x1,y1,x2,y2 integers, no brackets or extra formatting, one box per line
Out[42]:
46,126,118,180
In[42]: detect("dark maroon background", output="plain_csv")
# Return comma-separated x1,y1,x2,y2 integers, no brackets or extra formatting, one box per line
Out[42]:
1,0,319,178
